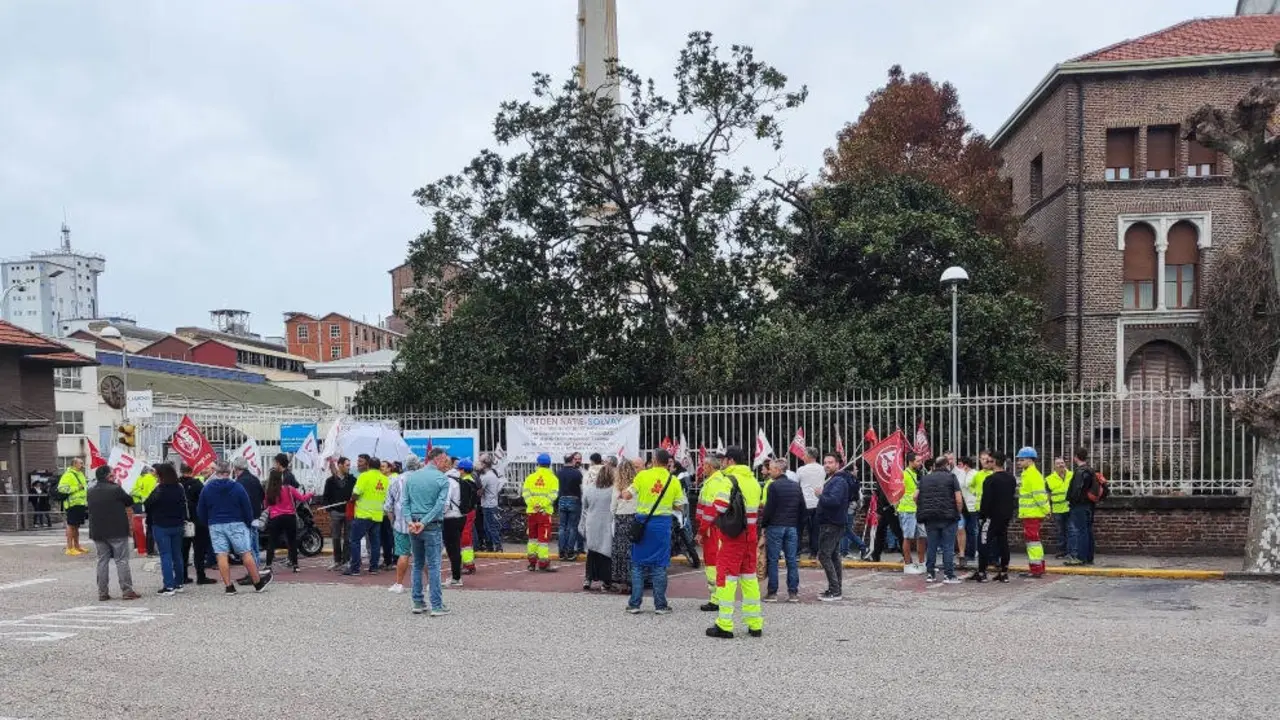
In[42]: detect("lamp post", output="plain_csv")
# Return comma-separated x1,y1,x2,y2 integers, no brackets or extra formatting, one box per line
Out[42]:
100,325,128,421
941,266,969,457
0,282,28,318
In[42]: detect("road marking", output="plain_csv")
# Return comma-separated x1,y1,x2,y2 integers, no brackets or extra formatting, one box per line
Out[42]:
0,605,170,644
0,578,56,591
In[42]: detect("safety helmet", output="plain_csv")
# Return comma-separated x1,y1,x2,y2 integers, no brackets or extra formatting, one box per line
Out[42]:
536,453,552,466
1016,447,1038,460
457,458,474,472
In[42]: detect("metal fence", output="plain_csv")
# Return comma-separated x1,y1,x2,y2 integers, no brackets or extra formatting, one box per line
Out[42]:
354,380,1261,496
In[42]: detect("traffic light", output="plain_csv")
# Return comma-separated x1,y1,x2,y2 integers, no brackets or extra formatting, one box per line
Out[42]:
118,423,136,448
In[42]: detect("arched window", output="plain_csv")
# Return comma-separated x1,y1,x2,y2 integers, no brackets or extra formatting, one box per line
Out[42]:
1122,223,1157,310
1125,341,1194,391
1166,221,1199,309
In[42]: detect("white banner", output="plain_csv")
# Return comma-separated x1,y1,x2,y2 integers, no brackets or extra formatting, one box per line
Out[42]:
106,447,144,495
233,438,264,478
505,415,641,463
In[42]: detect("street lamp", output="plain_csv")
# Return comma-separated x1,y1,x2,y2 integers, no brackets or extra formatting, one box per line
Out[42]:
940,266,969,396
100,325,128,420
0,282,29,318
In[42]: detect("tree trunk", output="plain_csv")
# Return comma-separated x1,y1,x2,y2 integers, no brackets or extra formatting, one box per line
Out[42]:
1245,179,1280,573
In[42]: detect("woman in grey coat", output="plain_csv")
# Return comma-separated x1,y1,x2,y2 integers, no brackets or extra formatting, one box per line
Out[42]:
580,462,617,591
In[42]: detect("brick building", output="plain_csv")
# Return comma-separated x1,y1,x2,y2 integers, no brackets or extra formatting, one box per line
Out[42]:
992,14,1280,390
387,261,460,334
283,311,404,363
0,321,96,529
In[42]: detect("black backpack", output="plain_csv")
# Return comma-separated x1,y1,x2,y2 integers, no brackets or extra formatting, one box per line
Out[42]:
714,476,748,539
456,477,479,515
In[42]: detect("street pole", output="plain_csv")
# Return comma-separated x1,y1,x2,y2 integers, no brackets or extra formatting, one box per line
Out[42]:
950,283,959,458
122,344,130,422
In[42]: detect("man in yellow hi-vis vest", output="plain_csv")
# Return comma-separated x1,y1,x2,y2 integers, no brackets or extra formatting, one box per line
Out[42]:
696,453,728,612
1045,457,1073,558
1016,447,1050,578
345,454,389,576
523,453,559,571
707,446,764,639
623,448,685,614
57,458,89,555
131,466,158,556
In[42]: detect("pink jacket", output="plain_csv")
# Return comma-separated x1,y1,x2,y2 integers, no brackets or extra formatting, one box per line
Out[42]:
265,485,313,519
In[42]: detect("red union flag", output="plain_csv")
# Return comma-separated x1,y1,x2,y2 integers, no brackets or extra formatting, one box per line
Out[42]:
833,425,846,464
788,427,806,459
913,419,932,460
862,430,908,504
86,439,108,470
864,426,878,446
172,415,217,475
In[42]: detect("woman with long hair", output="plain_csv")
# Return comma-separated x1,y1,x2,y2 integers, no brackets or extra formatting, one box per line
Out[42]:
580,461,616,592
263,468,313,573
610,457,643,592
144,463,188,595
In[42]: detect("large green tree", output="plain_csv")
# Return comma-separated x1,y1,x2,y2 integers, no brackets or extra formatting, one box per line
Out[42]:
358,33,807,408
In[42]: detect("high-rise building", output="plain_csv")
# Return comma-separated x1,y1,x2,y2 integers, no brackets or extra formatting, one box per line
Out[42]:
1,223,105,337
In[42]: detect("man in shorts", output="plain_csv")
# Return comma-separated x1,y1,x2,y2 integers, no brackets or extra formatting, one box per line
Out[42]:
196,459,272,594
383,455,417,594
57,458,89,555
897,451,928,574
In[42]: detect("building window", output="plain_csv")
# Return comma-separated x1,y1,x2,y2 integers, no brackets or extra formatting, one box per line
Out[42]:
1105,128,1136,181
1187,139,1218,177
55,411,84,435
1145,125,1177,178
329,324,341,339
1029,154,1044,203
1122,223,1157,310
313,389,322,397
297,324,310,341
330,345,341,359
54,367,83,390
1166,221,1199,309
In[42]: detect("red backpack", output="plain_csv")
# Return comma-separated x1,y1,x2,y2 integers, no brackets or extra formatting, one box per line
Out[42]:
1086,471,1110,503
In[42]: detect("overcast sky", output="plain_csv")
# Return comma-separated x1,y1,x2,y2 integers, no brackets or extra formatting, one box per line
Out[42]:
0,0,1222,338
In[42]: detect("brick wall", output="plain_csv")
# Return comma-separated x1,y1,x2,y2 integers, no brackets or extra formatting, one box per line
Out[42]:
0,353,58,531
854,495,1249,557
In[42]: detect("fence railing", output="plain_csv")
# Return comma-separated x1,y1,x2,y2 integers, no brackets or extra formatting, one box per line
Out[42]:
15,382,1259,502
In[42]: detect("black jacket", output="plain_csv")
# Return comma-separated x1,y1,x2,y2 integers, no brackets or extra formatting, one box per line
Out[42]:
1067,464,1097,506
237,471,264,518
916,470,960,524
179,476,205,525
144,483,187,529
979,471,1017,521
761,477,803,528
321,472,356,512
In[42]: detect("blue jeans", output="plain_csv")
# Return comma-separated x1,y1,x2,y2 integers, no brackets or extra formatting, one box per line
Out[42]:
1066,505,1094,562
627,564,669,610
349,517,382,573
963,512,980,560
840,513,867,555
765,525,800,595
410,526,444,609
154,525,185,590
1054,512,1069,554
557,497,581,556
482,506,503,548
925,520,958,578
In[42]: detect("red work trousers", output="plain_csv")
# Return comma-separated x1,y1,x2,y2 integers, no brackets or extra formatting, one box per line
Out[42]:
715,529,758,585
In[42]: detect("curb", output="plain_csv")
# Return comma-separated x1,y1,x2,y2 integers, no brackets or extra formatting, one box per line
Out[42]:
1223,571,1280,582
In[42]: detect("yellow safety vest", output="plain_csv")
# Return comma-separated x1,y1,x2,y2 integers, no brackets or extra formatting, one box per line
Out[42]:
697,470,727,524
132,472,157,505
1018,465,1050,520
897,467,920,513
57,468,88,508
522,468,559,514
713,465,762,528
970,469,991,507
632,467,683,516
1045,471,1072,514
353,469,389,521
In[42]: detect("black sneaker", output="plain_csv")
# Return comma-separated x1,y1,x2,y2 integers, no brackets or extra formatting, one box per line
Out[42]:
705,626,734,639
748,629,763,638
699,602,718,612
341,569,360,577
970,572,989,583
818,591,842,602
224,585,237,595
254,573,273,593
996,572,1010,583
925,572,938,583
236,576,254,586
196,577,218,586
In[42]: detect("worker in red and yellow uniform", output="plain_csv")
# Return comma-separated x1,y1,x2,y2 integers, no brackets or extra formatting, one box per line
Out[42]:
522,453,559,571
457,459,479,574
707,446,764,640
696,452,728,612
1016,447,1051,578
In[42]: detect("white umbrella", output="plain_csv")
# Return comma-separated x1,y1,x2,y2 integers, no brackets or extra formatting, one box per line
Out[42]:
338,423,413,464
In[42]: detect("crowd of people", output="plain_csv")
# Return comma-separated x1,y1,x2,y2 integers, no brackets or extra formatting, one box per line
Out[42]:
62,438,1105,640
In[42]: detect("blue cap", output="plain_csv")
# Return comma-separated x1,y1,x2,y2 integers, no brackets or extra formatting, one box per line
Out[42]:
457,458,473,472
1016,447,1038,460
536,453,551,466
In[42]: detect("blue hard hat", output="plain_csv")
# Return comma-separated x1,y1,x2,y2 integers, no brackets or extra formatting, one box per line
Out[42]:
457,458,473,472
536,453,552,466
1016,447,1038,460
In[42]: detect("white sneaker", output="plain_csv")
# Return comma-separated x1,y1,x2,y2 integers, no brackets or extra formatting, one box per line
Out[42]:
903,563,924,575
447,579,463,588
388,583,404,594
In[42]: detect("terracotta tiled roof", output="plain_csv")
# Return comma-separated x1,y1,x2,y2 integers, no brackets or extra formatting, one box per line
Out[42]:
1073,15,1280,63
25,350,98,367
0,320,65,352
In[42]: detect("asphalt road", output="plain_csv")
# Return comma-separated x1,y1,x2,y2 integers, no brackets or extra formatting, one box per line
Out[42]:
1,537,1277,719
